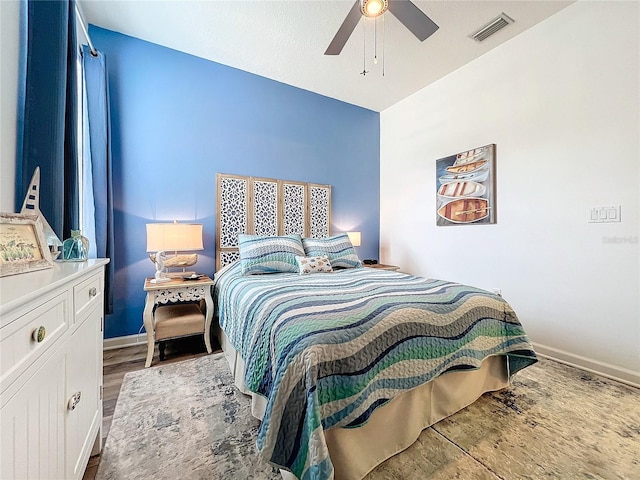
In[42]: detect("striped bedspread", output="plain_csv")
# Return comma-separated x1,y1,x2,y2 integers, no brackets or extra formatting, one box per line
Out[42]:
214,263,537,480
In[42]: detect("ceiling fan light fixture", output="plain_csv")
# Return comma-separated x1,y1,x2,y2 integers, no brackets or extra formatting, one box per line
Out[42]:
325,0,438,56
360,0,388,18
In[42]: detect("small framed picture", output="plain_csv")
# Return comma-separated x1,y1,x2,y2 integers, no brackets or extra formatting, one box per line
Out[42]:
0,212,54,277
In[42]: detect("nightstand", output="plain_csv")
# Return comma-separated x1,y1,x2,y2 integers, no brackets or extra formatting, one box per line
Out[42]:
142,275,214,367
365,263,400,271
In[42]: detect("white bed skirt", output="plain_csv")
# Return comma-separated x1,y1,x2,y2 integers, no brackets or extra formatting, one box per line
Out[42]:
217,328,510,480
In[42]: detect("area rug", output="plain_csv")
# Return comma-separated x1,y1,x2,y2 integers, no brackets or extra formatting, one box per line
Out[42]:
96,353,281,480
96,354,639,480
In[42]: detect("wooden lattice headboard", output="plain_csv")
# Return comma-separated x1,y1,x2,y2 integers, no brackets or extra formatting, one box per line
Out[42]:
216,173,332,270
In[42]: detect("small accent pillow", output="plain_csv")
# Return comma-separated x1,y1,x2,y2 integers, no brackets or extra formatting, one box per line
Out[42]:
295,255,333,275
238,234,305,275
302,234,362,269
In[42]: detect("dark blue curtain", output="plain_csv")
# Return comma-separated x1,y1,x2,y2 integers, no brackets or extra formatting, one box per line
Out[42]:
83,45,115,314
15,0,78,239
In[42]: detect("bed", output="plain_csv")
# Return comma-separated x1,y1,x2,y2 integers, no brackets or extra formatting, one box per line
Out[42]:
213,250,537,480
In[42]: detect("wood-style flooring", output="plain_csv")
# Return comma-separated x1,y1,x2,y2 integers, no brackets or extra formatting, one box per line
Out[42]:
83,337,217,480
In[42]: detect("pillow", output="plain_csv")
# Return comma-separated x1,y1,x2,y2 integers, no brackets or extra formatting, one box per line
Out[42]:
302,234,362,269
295,255,333,275
238,234,305,275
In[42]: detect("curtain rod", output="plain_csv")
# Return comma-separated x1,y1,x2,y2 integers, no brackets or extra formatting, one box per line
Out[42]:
75,2,97,56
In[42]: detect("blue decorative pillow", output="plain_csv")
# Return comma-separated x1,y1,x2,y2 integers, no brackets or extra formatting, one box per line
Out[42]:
302,234,362,269
238,234,305,275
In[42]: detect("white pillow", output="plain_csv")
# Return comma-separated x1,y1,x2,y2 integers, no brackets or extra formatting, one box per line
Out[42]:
295,255,333,275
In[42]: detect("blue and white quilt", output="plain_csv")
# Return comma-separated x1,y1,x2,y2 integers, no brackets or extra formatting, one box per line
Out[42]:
214,263,537,480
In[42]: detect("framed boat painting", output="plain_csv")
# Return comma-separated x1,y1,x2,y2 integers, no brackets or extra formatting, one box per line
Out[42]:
436,144,496,226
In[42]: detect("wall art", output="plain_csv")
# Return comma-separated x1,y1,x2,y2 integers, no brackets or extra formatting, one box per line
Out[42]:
436,144,496,226
0,213,54,277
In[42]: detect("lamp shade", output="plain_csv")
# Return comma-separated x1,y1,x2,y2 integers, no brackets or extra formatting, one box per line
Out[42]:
347,231,361,247
146,223,204,252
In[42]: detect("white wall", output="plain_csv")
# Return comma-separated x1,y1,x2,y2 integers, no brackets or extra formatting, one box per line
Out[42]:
380,1,639,385
0,0,20,212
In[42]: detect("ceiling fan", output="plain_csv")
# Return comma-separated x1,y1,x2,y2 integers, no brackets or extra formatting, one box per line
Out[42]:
325,0,439,55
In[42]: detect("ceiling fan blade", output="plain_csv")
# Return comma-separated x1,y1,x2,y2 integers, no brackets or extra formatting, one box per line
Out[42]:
325,0,362,55
388,0,439,41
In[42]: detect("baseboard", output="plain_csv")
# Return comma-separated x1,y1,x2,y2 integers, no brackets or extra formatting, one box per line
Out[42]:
103,333,147,351
532,342,640,389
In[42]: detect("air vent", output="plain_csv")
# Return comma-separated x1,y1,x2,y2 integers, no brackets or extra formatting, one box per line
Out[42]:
470,13,514,42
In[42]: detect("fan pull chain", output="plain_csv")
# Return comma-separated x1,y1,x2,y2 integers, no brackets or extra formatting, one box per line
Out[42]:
382,13,385,76
361,18,369,76
374,17,378,65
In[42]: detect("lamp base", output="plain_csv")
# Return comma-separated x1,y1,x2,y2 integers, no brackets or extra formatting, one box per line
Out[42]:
150,277,172,284
151,267,172,284
149,253,198,268
166,271,197,278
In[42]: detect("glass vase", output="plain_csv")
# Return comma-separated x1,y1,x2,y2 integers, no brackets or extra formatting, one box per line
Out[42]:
62,230,89,261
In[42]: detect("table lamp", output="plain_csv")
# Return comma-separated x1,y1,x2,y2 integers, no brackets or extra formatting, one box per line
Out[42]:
146,221,204,282
347,231,361,247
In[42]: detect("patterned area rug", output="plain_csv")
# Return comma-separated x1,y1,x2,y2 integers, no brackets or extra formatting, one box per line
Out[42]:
96,353,281,480
96,353,639,480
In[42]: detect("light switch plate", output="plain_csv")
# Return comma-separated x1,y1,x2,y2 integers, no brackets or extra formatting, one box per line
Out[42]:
589,205,621,223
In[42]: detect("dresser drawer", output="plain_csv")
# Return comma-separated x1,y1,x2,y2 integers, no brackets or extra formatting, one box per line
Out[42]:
0,292,69,392
74,273,102,322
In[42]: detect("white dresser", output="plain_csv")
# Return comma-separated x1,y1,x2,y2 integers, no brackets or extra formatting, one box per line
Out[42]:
0,259,109,480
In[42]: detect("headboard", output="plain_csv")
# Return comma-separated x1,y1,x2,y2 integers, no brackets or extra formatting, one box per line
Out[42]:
216,173,332,270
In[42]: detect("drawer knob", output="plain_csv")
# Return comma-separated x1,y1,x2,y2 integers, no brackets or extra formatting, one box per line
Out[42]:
32,326,46,343
67,392,82,411
89,287,97,297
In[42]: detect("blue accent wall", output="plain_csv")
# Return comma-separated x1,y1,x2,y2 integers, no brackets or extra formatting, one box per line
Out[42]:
90,27,380,339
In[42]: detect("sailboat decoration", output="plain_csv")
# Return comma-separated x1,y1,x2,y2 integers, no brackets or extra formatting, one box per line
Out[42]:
20,167,63,259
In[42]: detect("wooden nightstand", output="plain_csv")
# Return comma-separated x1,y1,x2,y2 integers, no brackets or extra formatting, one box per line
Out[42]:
142,275,214,367
365,263,400,271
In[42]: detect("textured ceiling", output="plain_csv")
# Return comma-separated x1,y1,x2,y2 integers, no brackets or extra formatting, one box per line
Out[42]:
80,0,573,112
